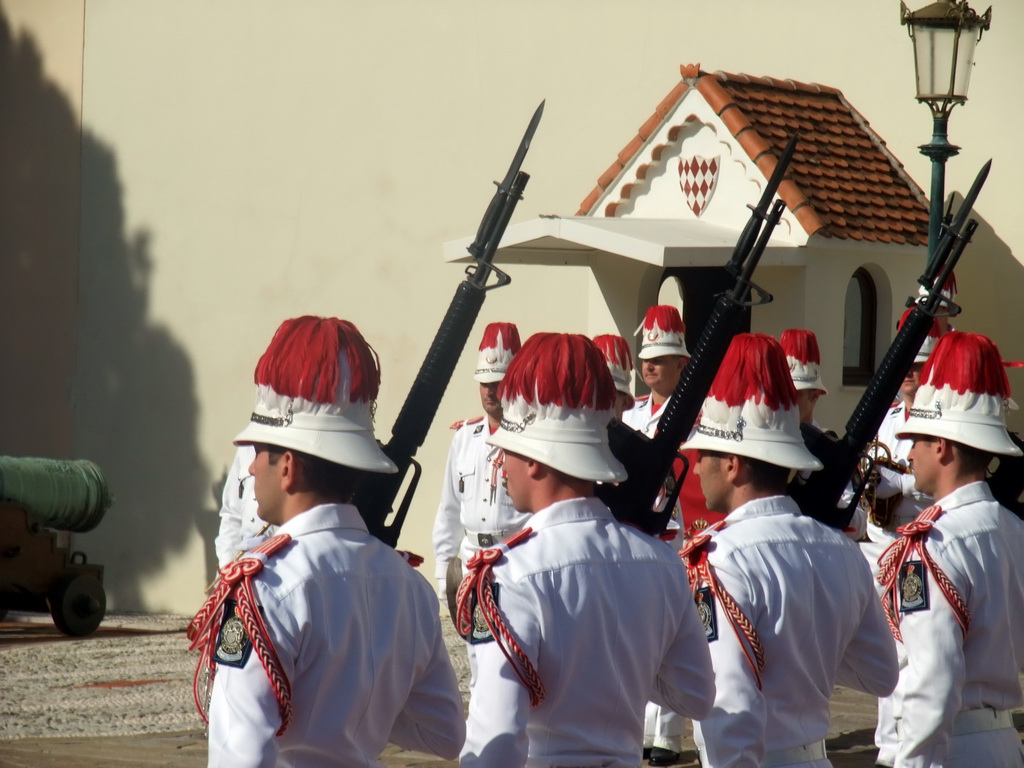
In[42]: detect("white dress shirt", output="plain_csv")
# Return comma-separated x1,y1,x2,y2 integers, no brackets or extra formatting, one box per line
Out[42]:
432,417,530,592
461,496,716,768
622,393,661,437
207,503,465,767
693,495,898,768
891,482,1024,767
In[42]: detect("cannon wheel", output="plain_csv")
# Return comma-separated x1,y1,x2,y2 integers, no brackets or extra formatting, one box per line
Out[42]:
47,574,106,636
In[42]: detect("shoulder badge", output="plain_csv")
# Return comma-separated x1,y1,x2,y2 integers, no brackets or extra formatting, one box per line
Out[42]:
899,560,929,612
213,600,254,667
468,582,499,645
450,415,485,431
696,587,718,642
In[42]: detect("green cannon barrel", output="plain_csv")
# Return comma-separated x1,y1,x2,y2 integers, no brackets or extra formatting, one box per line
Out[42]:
0,457,114,532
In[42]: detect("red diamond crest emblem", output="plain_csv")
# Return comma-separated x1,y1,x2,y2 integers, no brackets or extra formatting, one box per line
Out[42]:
678,155,720,217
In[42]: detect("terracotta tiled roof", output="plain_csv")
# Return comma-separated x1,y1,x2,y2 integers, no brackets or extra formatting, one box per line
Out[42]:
578,64,930,246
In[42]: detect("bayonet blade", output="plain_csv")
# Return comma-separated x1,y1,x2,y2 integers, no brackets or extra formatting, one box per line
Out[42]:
498,100,545,193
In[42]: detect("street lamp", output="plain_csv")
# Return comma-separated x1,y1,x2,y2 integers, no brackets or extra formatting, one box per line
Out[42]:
900,0,991,260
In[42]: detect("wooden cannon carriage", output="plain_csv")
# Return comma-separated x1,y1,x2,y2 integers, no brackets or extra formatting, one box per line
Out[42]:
0,458,113,636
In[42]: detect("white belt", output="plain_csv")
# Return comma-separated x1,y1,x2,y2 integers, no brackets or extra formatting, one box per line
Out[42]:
952,708,1014,736
699,740,825,768
763,740,826,767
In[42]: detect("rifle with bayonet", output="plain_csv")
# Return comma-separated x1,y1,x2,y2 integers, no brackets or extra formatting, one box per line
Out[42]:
597,132,799,535
789,159,991,529
353,101,544,547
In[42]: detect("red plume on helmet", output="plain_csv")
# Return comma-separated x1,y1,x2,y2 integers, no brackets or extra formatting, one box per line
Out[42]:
500,333,616,411
253,316,381,405
920,331,1011,399
475,321,521,383
707,334,798,411
643,305,685,335
592,334,634,371
682,333,820,471
636,305,690,359
478,322,522,353
779,329,821,365
489,333,626,482
779,329,828,394
592,334,634,399
236,316,396,473
897,331,1021,457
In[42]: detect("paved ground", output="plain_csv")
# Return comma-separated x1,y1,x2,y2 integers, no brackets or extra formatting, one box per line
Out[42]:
0,610,1016,766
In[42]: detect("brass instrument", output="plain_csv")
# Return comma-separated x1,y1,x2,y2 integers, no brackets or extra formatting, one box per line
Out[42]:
859,440,911,528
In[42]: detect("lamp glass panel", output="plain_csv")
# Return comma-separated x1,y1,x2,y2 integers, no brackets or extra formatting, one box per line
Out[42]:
952,30,978,98
913,25,958,99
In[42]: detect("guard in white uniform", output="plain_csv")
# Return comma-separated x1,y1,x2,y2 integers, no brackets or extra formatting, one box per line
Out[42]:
458,332,716,768
621,305,713,765
213,444,277,567
879,331,1024,767
862,311,942,767
621,305,690,437
189,316,464,767
681,333,898,768
432,322,529,599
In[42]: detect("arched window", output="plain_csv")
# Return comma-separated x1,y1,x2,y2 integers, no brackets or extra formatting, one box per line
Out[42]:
658,275,684,310
843,268,877,386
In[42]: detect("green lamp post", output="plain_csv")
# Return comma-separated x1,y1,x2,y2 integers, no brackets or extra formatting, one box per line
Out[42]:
900,0,991,261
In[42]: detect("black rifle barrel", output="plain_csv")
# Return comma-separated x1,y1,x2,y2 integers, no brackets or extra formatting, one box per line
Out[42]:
354,106,542,546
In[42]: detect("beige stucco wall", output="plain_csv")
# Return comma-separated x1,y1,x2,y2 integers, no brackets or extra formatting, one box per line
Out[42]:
3,0,1022,613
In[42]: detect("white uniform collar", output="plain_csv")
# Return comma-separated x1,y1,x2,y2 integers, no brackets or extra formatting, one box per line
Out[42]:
724,494,799,523
932,480,995,513
278,503,368,536
528,496,614,531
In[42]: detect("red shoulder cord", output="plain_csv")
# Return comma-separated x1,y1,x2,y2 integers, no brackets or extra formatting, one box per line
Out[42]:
681,521,766,690
187,533,294,735
454,528,546,706
877,505,970,642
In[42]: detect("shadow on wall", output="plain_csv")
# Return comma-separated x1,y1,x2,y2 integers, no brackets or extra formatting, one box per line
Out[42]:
74,132,209,611
0,12,77,458
0,11,209,611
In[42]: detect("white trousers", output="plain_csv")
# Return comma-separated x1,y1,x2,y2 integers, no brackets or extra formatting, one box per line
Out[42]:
643,702,684,752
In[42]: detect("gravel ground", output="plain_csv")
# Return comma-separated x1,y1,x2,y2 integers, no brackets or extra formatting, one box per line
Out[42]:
0,613,197,739
3,609,1020,768
0,610,472,741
